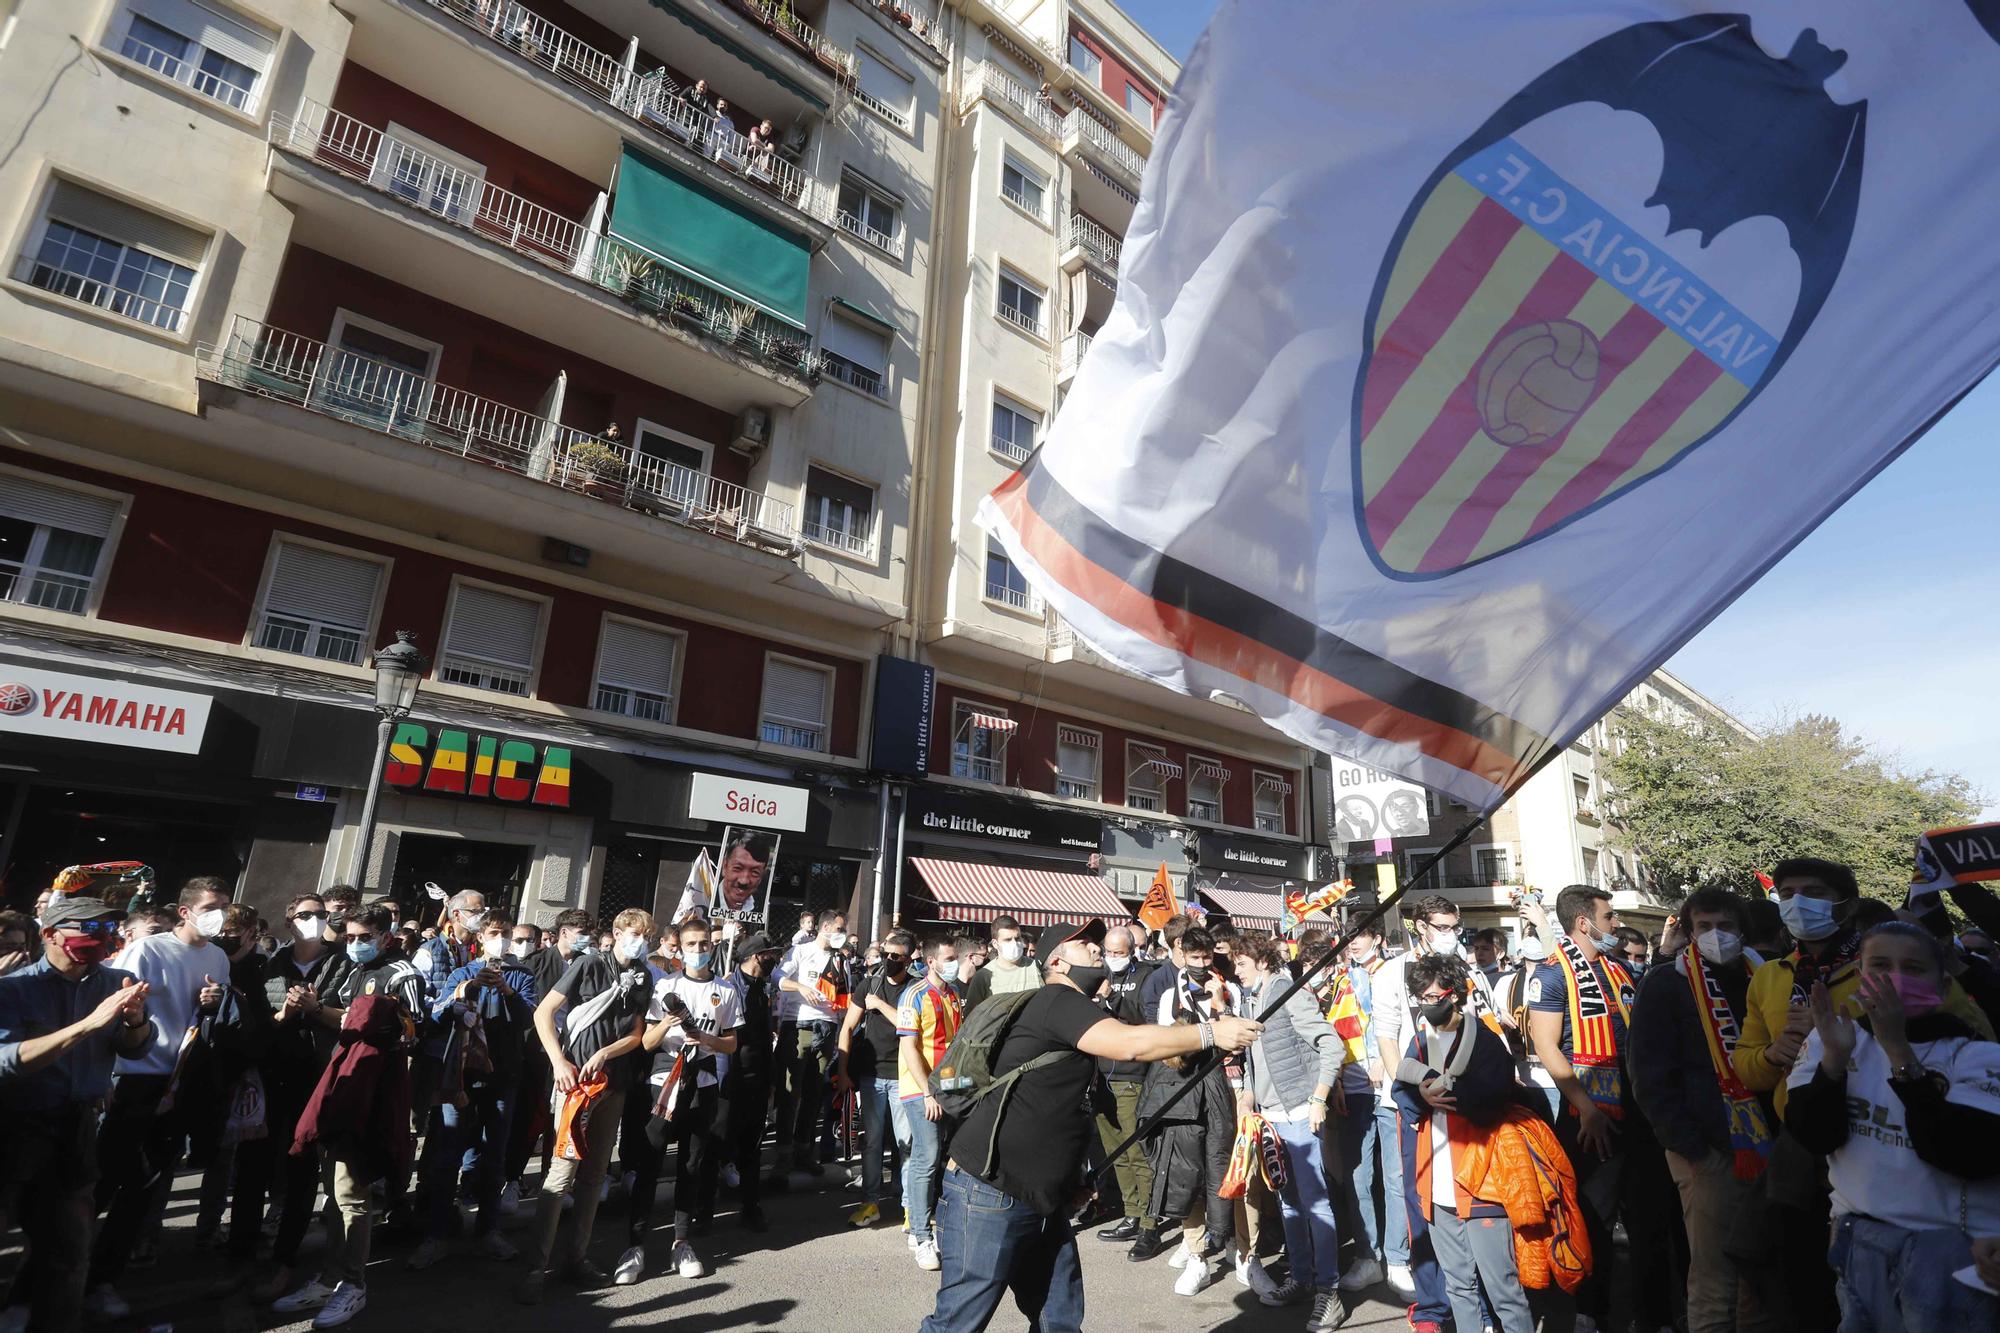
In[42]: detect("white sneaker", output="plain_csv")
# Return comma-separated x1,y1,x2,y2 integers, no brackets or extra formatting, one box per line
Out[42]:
1166,1240,1192,1270
720,1163,741,1189
907,1231,921,1249
311,1281,367,1329
1174,1258,1214,1297
1242,1255,1279,1302
673,1240,705,1279
272,1277,338,1313
1338,1253,1385,1292
914,1239,941,1272
498,1180,522,1219
1233,1251,1252,1286
83,1287,130,1320
1386,1261,1416,1295
476,1231,517,1261
406,1237,446,1271
613,1245,645,1286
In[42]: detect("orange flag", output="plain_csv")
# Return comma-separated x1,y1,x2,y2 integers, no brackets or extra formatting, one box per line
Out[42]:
1138,863,1178,932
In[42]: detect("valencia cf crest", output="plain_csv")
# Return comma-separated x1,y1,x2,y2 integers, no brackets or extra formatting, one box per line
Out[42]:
1353,15,1863,577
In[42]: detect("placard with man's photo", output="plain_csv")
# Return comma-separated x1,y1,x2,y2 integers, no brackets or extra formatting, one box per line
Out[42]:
711,827,779,922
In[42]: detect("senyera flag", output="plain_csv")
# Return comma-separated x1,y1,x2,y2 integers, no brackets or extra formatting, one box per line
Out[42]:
980,1,2000,811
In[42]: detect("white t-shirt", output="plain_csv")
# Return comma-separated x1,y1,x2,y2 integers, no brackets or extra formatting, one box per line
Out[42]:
777,941,843,1025
647,971,743,1089
1787,1028,2000,1234
1431,1113,1456,1209
114,931,231,1077
1373,950,1496,1066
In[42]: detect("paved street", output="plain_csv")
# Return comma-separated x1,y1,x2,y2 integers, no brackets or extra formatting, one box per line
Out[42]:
88,1157,1419,1332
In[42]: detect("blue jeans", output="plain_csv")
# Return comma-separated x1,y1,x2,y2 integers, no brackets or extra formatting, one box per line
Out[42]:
920,1168,1084,1333
424,1084,513,1238
857,1076,907,1205
1272,1115,1341,1290
904,1097,942,1241
1339,1088,1381,1258
1831,1213,2000,1332
1374,1092,1411,1266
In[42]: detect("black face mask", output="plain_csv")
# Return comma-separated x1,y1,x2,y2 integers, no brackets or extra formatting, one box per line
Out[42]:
882,957,909,978
217,935,243,958
1064,963,1110,995
1418,997,1459,1027
1183,965,1212,983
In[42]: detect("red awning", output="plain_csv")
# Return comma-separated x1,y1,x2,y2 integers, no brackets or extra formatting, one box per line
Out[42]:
910,857,1129,928
967,712,1017,733
1198,881,1285,929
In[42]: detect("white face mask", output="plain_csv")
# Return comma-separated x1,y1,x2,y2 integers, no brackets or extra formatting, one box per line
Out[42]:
482,935,507,961
1695,929,1743,965
1516,935,1552,962
1423,927,1463,958
1591,929,1622,955
1350,944,1378,965
615,934,648,963
826,931,849,951
1105,953,1132,974
194,907,227,939
997,939,1025,963
1779,894,1842,943
294,915,325,943
508,940,533,960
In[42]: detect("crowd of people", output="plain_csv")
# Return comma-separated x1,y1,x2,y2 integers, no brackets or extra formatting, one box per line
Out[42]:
2,849,1999,1332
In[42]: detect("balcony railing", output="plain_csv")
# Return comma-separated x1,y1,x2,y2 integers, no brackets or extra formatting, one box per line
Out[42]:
836,209,904,258
198,316,799,550
801,517,877,559
963,62,1062,140
118,33,259,113
1059,330,1093,377
271,102,816,381
1066,214,1120,272
818,350,886,397
1061,107,1144,183
996,300,1045,339
404,0,841,225
990,430,1032,464
985,580,1039,612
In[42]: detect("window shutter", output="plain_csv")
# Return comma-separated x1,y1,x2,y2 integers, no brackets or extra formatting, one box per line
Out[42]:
820,314,888,374
45,180,207,266
0,475,122,538
597,619,678,694
763,658,828,725
128,0,274,69
856,49,912,118
444,585,541,668
1057,740,1095,780
806,467,874,518
264,542,381,630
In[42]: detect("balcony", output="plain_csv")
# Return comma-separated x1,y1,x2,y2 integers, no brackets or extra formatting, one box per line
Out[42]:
267,101,817,409
1062,107,1142,232
962,62,1062,143
1061,215,1119,328
1046,611,1143,679
197,316,801,553
801,516,877,560
1063,214,1121,274
1057,329,1093,386
568,0,856,100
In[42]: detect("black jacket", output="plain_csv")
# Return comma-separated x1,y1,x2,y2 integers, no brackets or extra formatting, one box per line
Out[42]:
1096,959,1159,1086
1628,956,1756,1161
1140,1055,1236,1242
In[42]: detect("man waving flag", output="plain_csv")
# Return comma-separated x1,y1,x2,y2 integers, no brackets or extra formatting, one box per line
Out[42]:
981,0,2000,810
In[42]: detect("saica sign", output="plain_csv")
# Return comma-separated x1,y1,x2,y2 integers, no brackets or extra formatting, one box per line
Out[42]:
383,722,572,807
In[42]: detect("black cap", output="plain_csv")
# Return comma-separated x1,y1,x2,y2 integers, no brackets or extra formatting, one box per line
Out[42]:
1033,918,1106,962
41,896,123,928
738,931,778,958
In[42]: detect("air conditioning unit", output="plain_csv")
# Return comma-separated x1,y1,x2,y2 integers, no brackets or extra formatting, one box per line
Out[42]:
730,406,772,459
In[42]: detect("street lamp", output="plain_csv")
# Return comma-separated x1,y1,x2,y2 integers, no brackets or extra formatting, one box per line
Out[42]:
349,631,428,886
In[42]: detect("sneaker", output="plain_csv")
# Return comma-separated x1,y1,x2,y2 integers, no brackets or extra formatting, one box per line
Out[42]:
914,1238,941,1272
514,1272,545,1306
1386,1261,1416,1295
406,1238,447,1271
475,1232,517,1261
83,1287,130,1320
498,1181,522,1220
1572,1320,1600,1333
1241,1255,1279,1302
1097,1216,1141,1243
845,1172,866,1191
848,1202,881,1228
907,1231,921,1249
672,1240,705,1279
1307,1288,1350,1332
720,1163,741,1190
1263,1278,1306,1307
613,1245,645,1286
558,1257,609,1287
1338,1253,1385,1292
1173,1257,1214,1296
1166,1240,1192,1270
311,1281,368,1329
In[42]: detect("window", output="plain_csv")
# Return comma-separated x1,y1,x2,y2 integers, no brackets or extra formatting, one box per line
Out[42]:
820,309,891,398
803,466,876,558
1474,846,1512,885
1126,742,1171,813
15,180,206,333
593,617,681,723
760,656,831,751
1574,775,1595,817
374,124,484,225
254,540,384,664
629,420,711,509
437,583,542,695
318,310,440,424
1608,852,1628,886
0,473,122,615
1125,83,1153,121
1187,758,1227,822
990,393,1041,463
1000,156,1046,218
997,269,1045,337
1055,725,1099,801
1253,772,1290,833
1581,847,1601,886
855,47,914,129
836,173,902,254
112,0,274,113
1068,33,1101,79
951,702,1014,783
983,540,1034,611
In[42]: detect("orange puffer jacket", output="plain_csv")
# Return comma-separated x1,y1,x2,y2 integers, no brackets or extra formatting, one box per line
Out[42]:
1446,1105,1592,1294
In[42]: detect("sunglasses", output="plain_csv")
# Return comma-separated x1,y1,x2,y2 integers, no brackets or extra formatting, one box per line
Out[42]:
293,910,329,921
64,919,123,937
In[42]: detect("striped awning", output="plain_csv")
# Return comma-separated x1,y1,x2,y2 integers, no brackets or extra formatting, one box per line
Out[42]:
1255,773,1294,794
910,857,1128,928
961,711,1017,734
1198,880,1285,930
1191,760,1232,783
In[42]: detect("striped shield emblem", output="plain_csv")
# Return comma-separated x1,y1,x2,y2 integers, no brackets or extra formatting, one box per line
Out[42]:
1353,16,1862,577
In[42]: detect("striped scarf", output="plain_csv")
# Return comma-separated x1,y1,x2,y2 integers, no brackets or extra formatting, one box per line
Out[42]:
1328,969,1368,1068
1683,946,1774,1179
1553,934,1631,1119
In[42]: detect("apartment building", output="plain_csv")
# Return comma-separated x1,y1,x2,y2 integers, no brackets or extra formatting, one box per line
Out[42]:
0,0,1328,935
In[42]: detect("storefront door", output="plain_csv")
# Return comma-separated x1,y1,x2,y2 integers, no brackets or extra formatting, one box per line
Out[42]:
0,785,248,904
390,833,531,922
599,839,662,923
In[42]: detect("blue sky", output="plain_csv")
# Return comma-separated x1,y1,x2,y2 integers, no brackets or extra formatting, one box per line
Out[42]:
1118,0,2000,814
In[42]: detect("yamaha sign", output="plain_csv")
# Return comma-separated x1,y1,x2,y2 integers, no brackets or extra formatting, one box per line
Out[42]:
0,665,211,754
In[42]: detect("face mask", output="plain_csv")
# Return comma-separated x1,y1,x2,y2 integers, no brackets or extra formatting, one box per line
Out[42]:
881,955,907,976
1418,997,1459,1027
1183,964,1211,983
1424,929,1463,958
347,939,381,966
482,936,507,961
1886,973,1944,1016
57,934,113,966
217,935,243,958
1589,929,1621,955
687,951,713,973
194,907,227,938
294,915,325,943
996,940,1025,963
957,959,978,983
615,934,647,963
1695,929,1743,965
461,911,489,933
509,940,533,959
1064,963,1109,995
1351,944,1378,965
1105,953,1132,974
1779,894,1843,943
825,931,849,951
1516,935,1552,962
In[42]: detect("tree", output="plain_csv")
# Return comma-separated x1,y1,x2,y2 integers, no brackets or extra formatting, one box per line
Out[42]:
1601,709,1984,905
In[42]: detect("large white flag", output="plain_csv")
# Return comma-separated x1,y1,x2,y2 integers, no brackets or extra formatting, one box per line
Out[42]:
982,1,2000,810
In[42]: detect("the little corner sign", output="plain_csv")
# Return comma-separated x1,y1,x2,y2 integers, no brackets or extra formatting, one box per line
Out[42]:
384,722,572,807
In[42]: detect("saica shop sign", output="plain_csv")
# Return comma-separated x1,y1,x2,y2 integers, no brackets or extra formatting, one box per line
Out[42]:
383,722,572,807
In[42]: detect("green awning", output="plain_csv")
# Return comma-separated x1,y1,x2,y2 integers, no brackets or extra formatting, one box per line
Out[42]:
610,145,810,328
830,296,896,333
644,0,829,110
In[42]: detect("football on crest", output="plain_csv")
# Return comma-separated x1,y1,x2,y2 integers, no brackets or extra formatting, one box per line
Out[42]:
1475,319,1601,446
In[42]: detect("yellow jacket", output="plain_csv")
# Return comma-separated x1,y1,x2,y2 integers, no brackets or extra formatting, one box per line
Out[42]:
1732,950,1993,1119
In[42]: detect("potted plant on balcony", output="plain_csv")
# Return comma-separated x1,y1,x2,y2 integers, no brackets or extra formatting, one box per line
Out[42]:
611,250,657,307
567,438,630,500
668,291,705,329
771,335,810,373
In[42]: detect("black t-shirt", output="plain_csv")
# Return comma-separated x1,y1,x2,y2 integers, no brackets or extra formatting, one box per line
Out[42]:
552,953,651,1091
955,984,1108,1217
849,973,904,1081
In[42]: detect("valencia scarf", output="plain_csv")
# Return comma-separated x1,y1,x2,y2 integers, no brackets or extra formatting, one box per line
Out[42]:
1787,929,1862,1005
1683,946,1774,1179
1553,934,1631,1119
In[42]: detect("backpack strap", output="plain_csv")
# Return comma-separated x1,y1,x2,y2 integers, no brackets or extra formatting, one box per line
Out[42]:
965,1049,1075,1180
